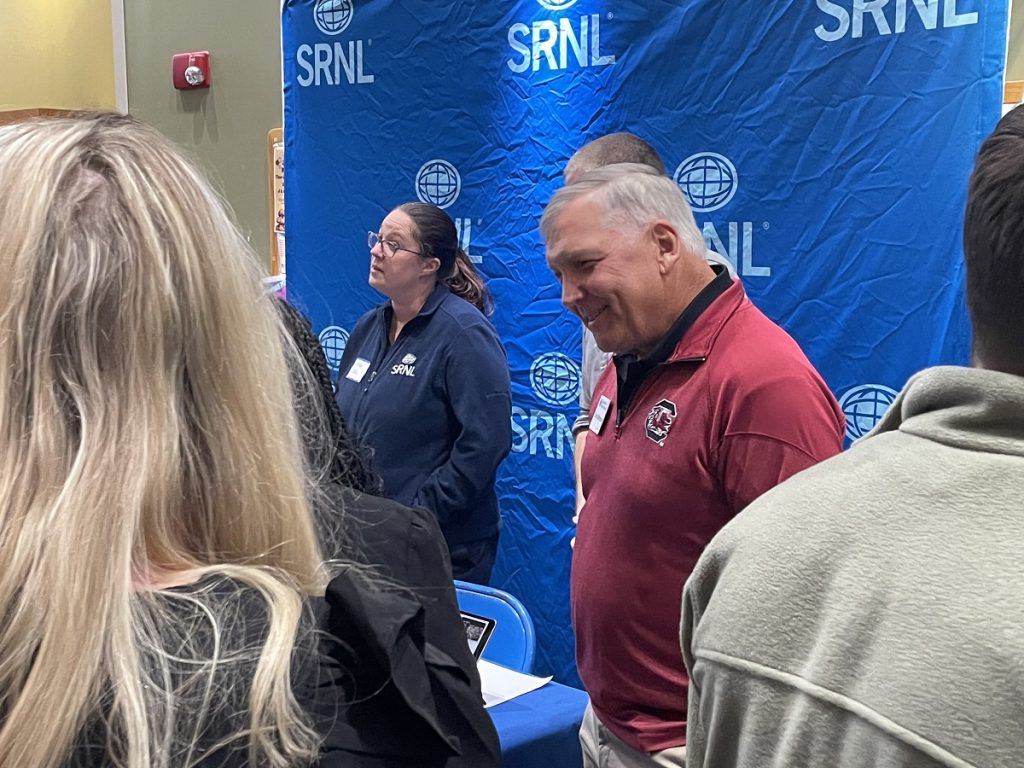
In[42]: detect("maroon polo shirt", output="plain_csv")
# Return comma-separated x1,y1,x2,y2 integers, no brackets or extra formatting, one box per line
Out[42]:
573,275,844,752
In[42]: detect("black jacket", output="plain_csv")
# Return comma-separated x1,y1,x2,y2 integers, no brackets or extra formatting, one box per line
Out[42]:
314,487,500,768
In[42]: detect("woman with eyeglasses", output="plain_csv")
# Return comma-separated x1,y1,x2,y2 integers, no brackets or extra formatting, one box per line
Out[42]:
335,203,512,584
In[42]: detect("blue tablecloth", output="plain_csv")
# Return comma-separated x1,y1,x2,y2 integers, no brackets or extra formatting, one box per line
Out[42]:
490,681,589,768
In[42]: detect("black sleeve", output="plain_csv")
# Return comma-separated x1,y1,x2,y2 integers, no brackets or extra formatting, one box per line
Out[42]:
314,560,499,768
338,487,481,686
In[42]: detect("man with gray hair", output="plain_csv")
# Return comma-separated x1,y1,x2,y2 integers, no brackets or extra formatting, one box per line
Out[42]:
564,133,734,517
565,133,668,517
542,163,844,767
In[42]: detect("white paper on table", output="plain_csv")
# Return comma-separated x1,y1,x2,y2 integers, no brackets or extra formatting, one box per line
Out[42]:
478,658,553,708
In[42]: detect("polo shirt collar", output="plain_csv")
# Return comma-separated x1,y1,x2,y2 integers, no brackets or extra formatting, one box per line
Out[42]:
614,265,732,419
380,281,451,324
643,264,732,365
615,265,732,374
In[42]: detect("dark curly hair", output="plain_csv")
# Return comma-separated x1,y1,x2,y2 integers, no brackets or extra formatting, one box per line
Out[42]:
274,298,382,495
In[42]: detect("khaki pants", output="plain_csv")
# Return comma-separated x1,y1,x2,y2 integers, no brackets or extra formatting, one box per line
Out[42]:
579,704,686,768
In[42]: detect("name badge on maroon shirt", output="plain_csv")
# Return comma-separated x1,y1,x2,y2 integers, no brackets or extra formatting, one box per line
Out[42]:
590,395,611,435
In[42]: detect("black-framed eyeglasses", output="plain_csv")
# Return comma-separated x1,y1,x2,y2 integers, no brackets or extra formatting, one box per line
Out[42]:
368,231,426,258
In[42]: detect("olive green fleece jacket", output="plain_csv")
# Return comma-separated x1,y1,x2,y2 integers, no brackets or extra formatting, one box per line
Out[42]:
682,366,1024,768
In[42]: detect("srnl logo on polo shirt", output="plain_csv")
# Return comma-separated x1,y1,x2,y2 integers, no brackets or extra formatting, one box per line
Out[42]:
391,353,417,377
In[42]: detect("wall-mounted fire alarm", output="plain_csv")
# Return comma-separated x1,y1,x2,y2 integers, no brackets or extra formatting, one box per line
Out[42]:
172,52,211,90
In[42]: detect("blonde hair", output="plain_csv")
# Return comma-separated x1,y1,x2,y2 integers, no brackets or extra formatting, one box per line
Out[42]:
0,114,328,767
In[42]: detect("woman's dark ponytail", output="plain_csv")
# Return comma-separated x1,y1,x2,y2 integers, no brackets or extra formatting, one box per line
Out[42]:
445,248,493,315
397,202,494,315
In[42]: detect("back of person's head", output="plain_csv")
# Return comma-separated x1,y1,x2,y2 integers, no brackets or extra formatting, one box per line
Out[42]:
275,298,382,496
565,132,666,183
274,298,384,564
397,201,493,314
964,106,1024,374
542,162,705,259
0,113,326,768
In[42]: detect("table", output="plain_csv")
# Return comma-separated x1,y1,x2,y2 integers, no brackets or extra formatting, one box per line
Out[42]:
490,681,589,768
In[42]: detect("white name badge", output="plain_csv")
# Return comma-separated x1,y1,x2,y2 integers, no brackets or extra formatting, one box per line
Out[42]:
589,395,612,436
345,358,371,383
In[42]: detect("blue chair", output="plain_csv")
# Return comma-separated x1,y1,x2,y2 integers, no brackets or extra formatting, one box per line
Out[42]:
454,580,536,673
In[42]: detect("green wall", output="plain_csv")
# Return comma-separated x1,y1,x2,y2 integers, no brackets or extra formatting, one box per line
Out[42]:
125,0,282,267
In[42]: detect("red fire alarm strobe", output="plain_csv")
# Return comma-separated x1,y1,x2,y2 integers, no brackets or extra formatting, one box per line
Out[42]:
172,51,211,90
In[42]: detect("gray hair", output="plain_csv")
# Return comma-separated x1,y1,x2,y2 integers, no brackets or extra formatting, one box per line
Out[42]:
541,162,706,258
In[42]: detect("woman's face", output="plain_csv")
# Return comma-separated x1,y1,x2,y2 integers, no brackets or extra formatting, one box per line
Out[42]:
368,209,435,299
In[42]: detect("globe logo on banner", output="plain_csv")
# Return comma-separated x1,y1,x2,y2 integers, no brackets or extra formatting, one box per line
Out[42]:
674,153,739,213
537,0,579,9
529,353,582,407
314,0,353,36
318,326,350,371
415,160,461,209
838,384,899,442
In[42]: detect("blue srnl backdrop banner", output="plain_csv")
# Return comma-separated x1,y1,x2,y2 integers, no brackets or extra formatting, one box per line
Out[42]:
282,0,1007,684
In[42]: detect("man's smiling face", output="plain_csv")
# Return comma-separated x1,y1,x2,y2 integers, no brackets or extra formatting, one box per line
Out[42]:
545,194,666,356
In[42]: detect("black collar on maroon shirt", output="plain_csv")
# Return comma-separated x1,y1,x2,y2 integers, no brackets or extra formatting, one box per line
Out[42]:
613,264,732,425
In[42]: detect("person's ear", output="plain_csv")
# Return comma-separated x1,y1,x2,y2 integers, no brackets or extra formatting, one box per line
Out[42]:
421,256,441,276
651,221,682,275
